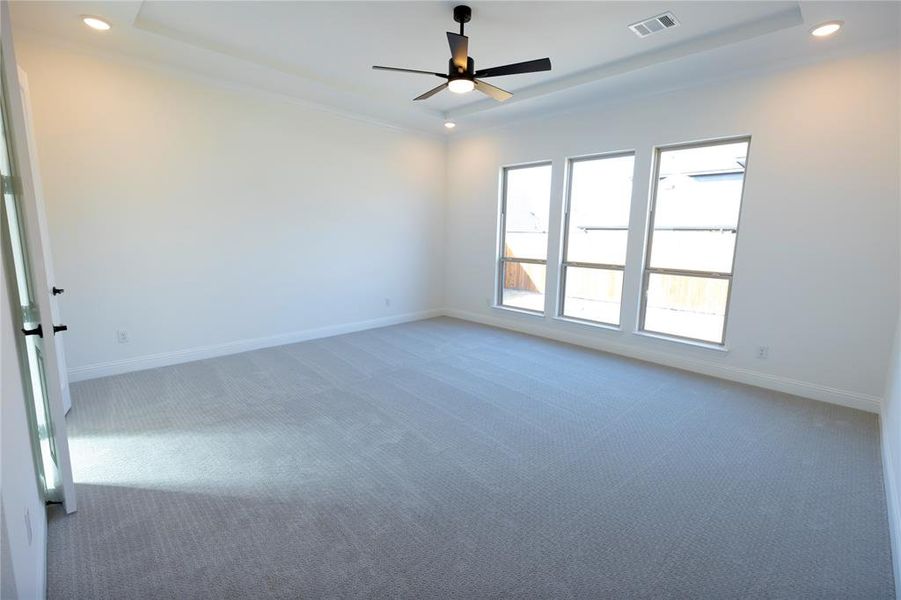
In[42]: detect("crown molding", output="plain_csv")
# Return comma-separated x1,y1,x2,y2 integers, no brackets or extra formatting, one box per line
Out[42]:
447,5,805,120
13,29,446,141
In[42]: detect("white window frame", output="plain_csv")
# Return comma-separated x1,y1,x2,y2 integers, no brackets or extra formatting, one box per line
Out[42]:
558,150,636,327
496,161,552,315
638,136,752,346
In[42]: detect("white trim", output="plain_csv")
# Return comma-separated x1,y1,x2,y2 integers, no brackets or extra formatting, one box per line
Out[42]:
882,412,901,600
446,5,804,119
553,315,622,333
445,308,882,414
12,30,444,141
633,330,729,353
67,309,443,382
492,304,544,318
69,306,885,414
449,39,901,142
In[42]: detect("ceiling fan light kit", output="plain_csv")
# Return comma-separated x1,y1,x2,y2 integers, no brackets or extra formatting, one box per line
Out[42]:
372,5,552,104
448,79,475,94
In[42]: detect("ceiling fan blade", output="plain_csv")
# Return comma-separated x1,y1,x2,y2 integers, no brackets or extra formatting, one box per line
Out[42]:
475,58,552,78
373,66,447,78
474,79,513,102
414,82,448,101
446,32,469,71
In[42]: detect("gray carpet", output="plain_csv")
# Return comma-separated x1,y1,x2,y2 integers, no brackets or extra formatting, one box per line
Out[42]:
48,317,895,599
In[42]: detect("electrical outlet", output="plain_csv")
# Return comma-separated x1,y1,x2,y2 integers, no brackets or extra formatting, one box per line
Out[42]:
384,298,391,307
117,329,129,344
756,346,769,360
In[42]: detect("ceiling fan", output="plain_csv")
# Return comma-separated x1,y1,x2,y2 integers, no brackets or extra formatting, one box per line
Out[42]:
372,5,552,102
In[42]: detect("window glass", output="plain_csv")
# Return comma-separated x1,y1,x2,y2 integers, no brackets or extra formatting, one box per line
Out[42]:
644,273,729,344
649,144,747,273
503,165,552,261
641,139,749,344
501,262,546,312
560,153,634,325
566,155,634,265
499,163,552,313
562,267,623,326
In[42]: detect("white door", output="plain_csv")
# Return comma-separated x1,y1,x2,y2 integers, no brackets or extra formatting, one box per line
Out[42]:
17,67,72,414
1,1,76,513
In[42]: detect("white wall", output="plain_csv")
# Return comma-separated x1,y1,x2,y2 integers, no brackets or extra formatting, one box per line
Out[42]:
885,314,901,598
14,37,447,380
445,47,900,412
882,47,901,593
1,251,48,600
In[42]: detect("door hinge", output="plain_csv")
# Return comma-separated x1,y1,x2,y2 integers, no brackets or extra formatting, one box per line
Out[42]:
21,324,43,338
0,174,19,196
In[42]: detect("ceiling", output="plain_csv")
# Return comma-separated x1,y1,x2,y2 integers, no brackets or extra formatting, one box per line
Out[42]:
10,1,900,134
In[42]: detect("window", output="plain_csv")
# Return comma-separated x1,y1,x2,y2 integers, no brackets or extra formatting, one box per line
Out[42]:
497,163,552,313
640,138,750,344
560,152,635,326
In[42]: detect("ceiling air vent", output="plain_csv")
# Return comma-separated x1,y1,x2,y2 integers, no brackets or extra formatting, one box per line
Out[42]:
629,12,679,38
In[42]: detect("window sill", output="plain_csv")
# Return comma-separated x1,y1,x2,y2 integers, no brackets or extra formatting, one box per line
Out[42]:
633,330,729,352
492,304,545,318
553,316,622,333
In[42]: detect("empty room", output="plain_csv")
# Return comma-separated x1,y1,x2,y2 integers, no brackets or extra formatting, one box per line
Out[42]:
1,1,900,598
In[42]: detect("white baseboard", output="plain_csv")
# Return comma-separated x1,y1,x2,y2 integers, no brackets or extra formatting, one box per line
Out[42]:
444,308,882,414
67,309,444,382
883,413,901,600
68,306,883,414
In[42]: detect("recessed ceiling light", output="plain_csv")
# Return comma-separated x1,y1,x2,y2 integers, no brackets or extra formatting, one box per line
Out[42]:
81,16,111,31
448,79,475,94
444,121,456,129
810,20,842,38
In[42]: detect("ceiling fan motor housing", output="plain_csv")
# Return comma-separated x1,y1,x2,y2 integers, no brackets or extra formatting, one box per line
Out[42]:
449,57,475,79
